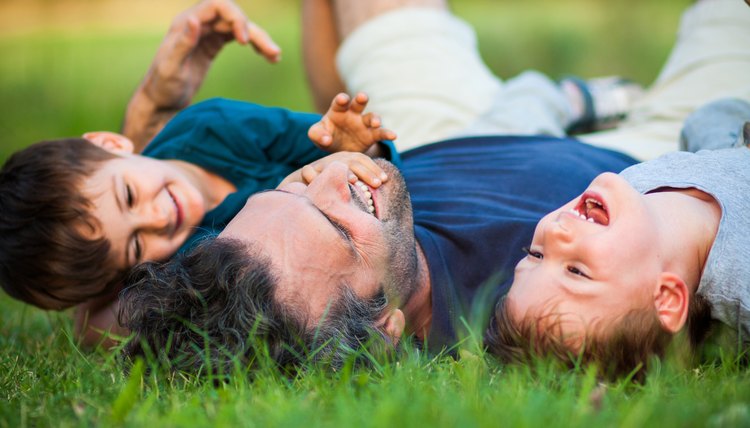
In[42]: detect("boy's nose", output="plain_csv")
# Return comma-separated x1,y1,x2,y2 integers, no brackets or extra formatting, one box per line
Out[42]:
136,203,171,233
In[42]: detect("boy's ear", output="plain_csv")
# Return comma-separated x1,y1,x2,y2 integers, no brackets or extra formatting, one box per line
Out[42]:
653,272,690,333
376,308,405,346
82,131,134,154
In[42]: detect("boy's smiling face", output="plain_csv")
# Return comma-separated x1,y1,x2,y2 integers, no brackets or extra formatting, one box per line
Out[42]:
507,172,664,347
79,133,207,271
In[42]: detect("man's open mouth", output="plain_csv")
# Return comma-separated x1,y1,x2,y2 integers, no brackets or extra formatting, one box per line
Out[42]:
571,191,609,225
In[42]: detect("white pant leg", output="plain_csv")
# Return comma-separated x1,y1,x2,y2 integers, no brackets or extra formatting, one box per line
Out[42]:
336,8,570,152
578,0,750,161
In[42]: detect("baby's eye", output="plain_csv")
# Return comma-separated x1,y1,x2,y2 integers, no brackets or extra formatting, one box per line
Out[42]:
522,247,542,259
567,266,590,279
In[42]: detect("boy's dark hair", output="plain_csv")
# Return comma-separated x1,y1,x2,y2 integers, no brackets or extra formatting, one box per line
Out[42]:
0,138,124,310
119,238,389,376
485,292,713,381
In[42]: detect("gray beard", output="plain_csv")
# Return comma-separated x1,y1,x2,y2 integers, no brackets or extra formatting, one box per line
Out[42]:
374,159,420,307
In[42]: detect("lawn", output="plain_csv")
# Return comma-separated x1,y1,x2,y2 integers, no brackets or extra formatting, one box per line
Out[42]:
4,1,750,427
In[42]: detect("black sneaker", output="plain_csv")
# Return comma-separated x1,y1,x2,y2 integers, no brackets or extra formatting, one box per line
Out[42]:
563,76,644,134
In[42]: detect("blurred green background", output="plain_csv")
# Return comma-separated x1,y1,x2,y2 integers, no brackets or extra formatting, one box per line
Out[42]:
0,0,691,164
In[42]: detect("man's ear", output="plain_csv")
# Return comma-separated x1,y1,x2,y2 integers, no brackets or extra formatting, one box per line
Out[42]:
653,272,690,333
82,131,134,154
376,308,405,346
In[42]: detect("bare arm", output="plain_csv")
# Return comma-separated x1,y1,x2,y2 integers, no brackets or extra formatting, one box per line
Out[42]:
302,0,347,113
122,0,282,152
74,288,126,349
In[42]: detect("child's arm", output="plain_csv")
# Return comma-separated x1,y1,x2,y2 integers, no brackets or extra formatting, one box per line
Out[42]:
74,288,128,349
308,92,397,158
122,0,281,153
279,151,389,189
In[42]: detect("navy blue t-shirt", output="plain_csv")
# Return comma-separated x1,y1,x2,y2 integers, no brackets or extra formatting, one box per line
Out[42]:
400,136,638,350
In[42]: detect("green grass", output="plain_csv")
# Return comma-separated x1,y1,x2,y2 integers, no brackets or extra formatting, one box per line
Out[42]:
5,0,750,427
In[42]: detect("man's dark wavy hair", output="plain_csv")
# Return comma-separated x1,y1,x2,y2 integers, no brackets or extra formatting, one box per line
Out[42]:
119,237,390,376
485,293,713,381
0,138,124,310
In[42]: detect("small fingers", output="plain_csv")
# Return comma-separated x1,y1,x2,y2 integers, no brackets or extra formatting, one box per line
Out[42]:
300,164,320,184
362,112,382,129
347,155,387,188
246,22,282,63
329,93,351,113
308,123,333,149
376,127,398,142
349,92,369,114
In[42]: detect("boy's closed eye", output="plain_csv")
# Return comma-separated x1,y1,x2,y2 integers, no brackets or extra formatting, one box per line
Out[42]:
123,183,143,264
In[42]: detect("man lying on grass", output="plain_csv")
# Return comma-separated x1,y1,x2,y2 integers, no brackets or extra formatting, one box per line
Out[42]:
0,0,639,348
0,0,641,348
486,100,750,380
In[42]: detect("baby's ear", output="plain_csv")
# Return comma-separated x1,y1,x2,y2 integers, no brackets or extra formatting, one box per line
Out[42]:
376,308,405,346
653,272,690,333
82,131,134,154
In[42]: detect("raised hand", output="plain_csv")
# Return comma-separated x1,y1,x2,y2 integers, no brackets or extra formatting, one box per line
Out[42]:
308,92,397,154
123,0,281,150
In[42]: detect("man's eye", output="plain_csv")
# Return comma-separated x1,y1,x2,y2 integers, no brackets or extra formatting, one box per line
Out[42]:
522,247,542,259
126,184,134,207
567,266,590,279
330,218,352,241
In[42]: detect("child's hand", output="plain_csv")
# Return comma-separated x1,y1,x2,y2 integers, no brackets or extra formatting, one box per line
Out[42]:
308,92,397,154
279,152,388,188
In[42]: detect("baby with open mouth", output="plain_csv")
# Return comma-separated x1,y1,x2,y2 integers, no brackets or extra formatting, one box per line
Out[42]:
485,136,750,380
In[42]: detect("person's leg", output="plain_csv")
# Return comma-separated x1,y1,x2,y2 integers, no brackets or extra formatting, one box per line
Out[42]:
302,0,346,113
331,0,571,151
578,0,750,161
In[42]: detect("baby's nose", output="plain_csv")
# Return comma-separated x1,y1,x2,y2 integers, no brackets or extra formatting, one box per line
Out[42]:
547,214,574,244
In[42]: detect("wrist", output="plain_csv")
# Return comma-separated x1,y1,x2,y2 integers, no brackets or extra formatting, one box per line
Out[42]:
122,88,176,152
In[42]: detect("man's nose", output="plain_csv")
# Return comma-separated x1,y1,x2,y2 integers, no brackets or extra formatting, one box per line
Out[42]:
305,161,352,206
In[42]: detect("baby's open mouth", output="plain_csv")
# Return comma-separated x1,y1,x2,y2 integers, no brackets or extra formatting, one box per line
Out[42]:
572,192,609,225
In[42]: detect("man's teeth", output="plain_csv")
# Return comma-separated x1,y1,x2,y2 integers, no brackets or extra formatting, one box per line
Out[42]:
356,181,376,214
569,208,596,223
